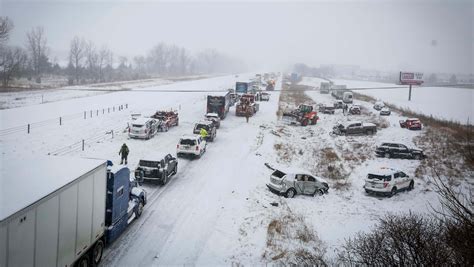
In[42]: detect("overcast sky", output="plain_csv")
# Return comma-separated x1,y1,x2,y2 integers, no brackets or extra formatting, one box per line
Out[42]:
1,0,472,74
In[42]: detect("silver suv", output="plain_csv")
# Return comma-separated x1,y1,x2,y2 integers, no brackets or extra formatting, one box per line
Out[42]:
266,168,329,198
364,167,414,197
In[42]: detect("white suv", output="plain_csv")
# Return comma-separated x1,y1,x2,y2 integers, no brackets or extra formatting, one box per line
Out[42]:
176,135,207,158
364,167,414,197
128,117,158,139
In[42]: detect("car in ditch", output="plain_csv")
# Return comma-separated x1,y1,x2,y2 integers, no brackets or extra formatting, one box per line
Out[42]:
332,121,377,136
400,118,422,130
318,104,335,114
266,168,329,198
380,107,391,116
176,135,207,158
193,121,217,142
204,113,221,129
134,153,178,185
364,167,414,197
348,105,361,115
373,101,384,111
375,142,425,159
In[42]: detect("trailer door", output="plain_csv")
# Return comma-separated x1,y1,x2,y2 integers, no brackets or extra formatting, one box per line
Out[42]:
35,195,59,267
7,209,36,266
58,185,78,267
76,176,94,258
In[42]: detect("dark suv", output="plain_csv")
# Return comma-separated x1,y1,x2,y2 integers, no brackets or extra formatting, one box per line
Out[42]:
134,153,178,185
375,143,425,160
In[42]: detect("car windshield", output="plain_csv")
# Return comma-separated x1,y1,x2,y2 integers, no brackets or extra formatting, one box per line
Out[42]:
132,124,144,128
368,174,391,181
138,160,160,168
180,139,196,145
196,124,208,130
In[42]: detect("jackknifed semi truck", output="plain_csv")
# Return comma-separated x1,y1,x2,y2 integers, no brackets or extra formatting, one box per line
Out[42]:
0,156,146,267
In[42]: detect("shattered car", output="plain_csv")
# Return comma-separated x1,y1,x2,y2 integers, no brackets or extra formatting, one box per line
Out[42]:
266,168,329,198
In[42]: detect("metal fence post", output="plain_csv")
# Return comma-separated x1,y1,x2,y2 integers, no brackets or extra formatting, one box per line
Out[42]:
60,117,62,126
82,140,85,151
90,110,92,118
28,124,30,134
97,110,99,116
84,111,86,119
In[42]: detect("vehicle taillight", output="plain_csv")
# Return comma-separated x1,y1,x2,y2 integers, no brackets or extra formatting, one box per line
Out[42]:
383,182,389,188
177,144,179,149
196,146,199,151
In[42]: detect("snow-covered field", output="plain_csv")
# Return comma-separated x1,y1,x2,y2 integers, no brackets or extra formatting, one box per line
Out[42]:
302,77,474,124
1,74,452,264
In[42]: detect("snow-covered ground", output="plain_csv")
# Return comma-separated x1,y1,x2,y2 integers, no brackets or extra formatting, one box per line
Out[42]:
301,77,474,124
1,74,452,264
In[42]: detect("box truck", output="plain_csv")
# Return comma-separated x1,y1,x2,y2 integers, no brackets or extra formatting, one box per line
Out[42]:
0,156,147,267
207,91,231,119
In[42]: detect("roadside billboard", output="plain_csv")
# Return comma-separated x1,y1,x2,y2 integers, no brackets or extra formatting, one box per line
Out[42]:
400,72,424,85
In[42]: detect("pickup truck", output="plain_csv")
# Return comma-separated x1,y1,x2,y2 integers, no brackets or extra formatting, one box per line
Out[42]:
375,142,425,159
332,121,377,136
193,121,217,142
134,153,178,185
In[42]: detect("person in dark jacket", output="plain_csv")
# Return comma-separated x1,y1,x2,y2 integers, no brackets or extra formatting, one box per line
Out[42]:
119,143,129,164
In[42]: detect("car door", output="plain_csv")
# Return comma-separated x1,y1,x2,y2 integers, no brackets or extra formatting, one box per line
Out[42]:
399,172,410,188
397,144,409,158
294,174,306,194
304,176,318,195
393,172,403,189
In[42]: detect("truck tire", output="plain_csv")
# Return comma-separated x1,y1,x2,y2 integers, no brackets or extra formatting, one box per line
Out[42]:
408,181,414,191
136,201,144,218
92,239,104,266
173,165,178,175
389,187,397,197
311,117,318,125
76,254,90,267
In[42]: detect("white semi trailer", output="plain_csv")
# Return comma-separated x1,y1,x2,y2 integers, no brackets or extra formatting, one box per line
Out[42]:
0,156,146,267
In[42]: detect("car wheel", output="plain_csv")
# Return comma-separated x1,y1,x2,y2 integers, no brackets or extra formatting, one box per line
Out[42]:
136,201,144,218
389,187,397,197
162,171,168,185
311,118,318,125
384,153,391,158
408,181,414,191
285,188,296,198
174,165,178,175
92,239,104,266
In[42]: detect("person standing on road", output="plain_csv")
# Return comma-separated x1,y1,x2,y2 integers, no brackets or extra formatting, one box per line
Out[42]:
245,105,252,123
200,127,208,140
343,104,348,115
119,143,129,164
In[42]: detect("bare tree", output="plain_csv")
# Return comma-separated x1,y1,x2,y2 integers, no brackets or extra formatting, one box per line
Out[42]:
0,16,14,45
85,40,98,81
98,45,112,82
69,36,85,84
26,26,48,82
0,46,27,87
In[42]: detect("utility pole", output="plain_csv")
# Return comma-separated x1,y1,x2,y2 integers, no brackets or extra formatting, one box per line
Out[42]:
408,84,412,101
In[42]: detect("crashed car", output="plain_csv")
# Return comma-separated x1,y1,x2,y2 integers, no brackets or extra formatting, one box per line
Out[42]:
348,105,361,115
332,121,377,136
266,168,329,198
260,92,270,101
373,101,384,111
134,153,178,185
204,113,221,129
380,107,391,116
375,142,425,159
334,100,344,109
318,104,335,114
399,118,422,130
364,167,414,197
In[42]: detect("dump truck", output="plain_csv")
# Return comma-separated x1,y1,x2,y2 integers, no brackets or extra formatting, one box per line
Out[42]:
0,156,146,267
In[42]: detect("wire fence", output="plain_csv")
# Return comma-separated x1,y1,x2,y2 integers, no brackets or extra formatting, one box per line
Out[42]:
0,103,128,137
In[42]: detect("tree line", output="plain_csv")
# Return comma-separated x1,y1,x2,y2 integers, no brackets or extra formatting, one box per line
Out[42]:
0,16,245,88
